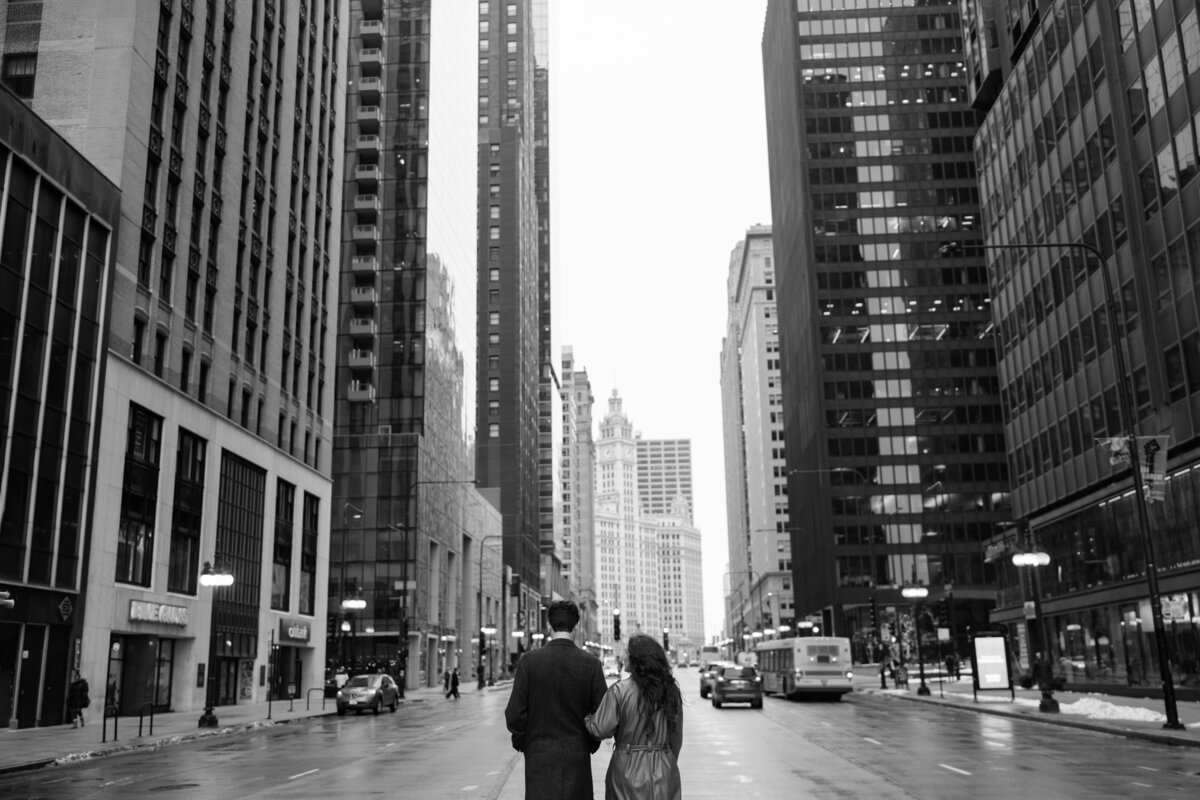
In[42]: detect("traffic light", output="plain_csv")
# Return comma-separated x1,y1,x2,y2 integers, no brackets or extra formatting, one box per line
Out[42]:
938,594,954,628
0,591,12,610
663,628,669,650
613,609,621,641
869,595,879,630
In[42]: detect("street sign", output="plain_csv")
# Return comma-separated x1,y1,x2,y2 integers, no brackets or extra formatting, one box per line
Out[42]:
937,627,950,641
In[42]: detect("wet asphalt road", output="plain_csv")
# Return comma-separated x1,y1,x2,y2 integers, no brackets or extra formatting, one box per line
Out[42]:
1,685,1197,799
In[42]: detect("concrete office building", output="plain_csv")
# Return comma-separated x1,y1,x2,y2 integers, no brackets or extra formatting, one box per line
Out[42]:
720,225,795,646
0,86,120,729
474,0,547,665
636,438,694,523
1,0,346,718
964,0,1200,694
763,0,1011,660
647,497,705,664
332,0,504,693
561,347,599,644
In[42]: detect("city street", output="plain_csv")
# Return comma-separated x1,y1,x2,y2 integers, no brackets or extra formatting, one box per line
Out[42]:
2,680,1199,799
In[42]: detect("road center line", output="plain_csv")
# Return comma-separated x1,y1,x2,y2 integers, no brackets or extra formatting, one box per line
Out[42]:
1137,766,1157,772
288,768,319,781
863,737,882,746
461,786,479,791
939,764,972,776
1130,781,1152,788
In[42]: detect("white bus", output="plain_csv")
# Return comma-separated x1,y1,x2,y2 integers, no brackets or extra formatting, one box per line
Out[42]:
755,636,853,699
698,645,721,671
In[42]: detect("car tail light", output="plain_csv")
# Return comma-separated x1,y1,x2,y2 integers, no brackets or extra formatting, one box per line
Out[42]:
754,676,761,683
845,670,853,679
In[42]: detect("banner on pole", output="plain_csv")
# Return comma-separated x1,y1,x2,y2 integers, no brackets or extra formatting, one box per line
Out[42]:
1096,435,1169,502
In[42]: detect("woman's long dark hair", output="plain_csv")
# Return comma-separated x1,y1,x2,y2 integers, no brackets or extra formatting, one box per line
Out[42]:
624,634,681,737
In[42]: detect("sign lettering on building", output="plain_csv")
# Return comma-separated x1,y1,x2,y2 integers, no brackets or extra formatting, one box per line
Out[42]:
279,618,311,644
129,600,189,626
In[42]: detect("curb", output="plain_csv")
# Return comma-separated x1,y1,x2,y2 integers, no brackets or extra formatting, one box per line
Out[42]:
869,688,1200,749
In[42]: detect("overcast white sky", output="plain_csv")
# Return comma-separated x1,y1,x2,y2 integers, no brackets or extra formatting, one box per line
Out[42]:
549,1,772,641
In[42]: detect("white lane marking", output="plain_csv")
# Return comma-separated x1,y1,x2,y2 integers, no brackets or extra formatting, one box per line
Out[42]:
487,771,501,776
461,786,479,791
724,761,740,766
435,725,446,732
1131,782,1152,788
985,740,1007,748
939,764,971,776
819,721,832,727
386,742,397,747
288,768,319,781
736,775,754,783
863,737,882,746
1137,766,1157,772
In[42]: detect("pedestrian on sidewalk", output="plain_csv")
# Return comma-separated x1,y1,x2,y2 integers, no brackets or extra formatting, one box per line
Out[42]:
444,669,451,697
505,600,607,800
449,668,460,699
585,634,683,800
944,653,958,682
67,670,90,728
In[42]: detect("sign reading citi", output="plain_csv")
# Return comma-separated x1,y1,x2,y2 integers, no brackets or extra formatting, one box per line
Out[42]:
129,599,189,626
279,618,311,644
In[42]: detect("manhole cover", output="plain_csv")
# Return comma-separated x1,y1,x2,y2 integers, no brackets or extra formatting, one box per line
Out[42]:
146,785,201,792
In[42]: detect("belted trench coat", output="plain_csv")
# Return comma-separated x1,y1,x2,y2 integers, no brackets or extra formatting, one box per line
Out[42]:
585,678,683,800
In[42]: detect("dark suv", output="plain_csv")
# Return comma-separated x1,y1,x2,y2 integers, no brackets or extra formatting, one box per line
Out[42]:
699,661,737,698
711,665,763,709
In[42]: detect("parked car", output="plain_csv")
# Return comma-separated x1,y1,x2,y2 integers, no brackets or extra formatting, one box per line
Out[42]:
336,673,400,715
699,661,738,699
711,665,763,709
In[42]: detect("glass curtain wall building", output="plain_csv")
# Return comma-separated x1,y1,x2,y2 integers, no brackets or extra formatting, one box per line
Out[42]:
967,0,1200,694
763,0,1012,661
333,0,489,690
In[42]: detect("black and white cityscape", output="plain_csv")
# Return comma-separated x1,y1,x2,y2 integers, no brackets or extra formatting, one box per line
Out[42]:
2,0,1200,796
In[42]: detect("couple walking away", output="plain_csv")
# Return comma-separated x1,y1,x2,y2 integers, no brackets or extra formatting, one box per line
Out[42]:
505,600,683,800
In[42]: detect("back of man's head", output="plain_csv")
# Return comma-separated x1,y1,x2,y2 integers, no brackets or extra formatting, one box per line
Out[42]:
546,600,580,633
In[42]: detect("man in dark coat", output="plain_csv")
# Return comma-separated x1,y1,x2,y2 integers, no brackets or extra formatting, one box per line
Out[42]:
505,600,607,800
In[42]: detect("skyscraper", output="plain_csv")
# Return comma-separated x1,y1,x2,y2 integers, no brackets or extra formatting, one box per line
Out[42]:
2,0,345,718
635,438,694,522
475,0,547,661
332,0,499,693
595,391,660,649
561,346,598,642
763,0,1011,658
720,225,794,643
964,0,1200,692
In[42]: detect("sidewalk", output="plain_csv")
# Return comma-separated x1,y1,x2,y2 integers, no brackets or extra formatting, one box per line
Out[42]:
0,680,495,777
860,668,1200,748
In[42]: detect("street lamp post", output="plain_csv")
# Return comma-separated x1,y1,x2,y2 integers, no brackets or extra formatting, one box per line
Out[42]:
477,534,506,689
1013,528,1059,713
198,559,234,727
944,238,1182,729
901,585,931,696
482,624,497,685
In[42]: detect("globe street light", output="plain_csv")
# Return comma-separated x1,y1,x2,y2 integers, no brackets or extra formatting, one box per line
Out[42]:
901,585,931,696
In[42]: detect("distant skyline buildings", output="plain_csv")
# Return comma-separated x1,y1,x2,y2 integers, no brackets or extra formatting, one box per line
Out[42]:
635,438,694,522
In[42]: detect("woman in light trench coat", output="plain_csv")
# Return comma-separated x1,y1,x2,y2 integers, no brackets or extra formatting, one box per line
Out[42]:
585,634,683,800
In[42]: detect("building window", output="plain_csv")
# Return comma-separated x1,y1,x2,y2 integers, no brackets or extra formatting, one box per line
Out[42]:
132,318,146,366
167,429,206,594
198,360,210,403
489,311,500,325
299,493,319,615
1,53,37,99
489,423,500,438
180,348,192,393
272,480,295,611
154,331,167,378
116,405,163,587
489,377,500,391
